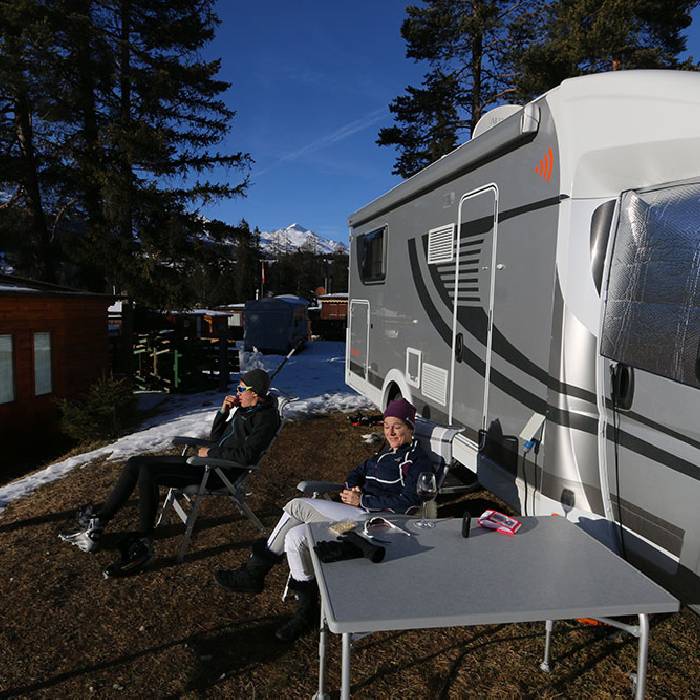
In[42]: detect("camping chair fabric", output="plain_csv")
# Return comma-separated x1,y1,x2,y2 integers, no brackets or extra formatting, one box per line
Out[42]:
157,391,294,562
412,417,465,493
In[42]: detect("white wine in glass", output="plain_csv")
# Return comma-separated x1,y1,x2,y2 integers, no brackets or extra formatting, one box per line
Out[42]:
416,472,437,528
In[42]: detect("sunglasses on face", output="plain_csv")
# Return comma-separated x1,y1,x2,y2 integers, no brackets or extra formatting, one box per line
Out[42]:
236,385,254,394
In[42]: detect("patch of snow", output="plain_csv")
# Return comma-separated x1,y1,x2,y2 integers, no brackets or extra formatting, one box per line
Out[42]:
0,341,373,514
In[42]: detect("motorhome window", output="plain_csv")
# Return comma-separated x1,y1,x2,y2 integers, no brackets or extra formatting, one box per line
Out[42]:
601,181,700,388
357,226,386,283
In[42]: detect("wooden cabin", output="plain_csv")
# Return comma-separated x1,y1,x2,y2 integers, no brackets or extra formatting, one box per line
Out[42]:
0,275,112,458
313,292,348,340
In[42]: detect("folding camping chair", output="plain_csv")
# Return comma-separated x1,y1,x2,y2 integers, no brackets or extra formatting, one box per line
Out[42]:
156,391,295,562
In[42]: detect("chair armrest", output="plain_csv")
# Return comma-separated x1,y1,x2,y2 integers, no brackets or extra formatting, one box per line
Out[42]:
186,456,253,470
296,480,344,496
172,436,212,449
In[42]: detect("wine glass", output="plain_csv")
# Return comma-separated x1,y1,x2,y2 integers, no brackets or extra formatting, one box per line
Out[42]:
415,472,437,528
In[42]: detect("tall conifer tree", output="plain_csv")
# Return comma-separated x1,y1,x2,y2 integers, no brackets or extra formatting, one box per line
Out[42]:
378,0,541,178
514,0,699,98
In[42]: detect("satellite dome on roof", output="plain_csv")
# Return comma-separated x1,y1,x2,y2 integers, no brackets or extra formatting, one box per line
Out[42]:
472,104,522,139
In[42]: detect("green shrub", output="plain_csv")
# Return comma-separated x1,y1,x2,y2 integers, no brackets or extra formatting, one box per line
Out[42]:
57,375,137,443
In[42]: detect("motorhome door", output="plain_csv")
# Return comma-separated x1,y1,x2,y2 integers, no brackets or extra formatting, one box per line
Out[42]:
450,185,498,429
599,180,700,585
348,299,370,379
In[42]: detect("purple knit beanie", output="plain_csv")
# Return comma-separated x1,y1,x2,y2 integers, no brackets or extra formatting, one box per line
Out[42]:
383,398,416,429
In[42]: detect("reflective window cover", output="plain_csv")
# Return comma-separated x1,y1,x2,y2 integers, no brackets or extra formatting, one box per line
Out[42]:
601,181,700,388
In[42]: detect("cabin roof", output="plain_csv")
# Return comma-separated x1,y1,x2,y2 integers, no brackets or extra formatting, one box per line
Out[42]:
0,274,113,300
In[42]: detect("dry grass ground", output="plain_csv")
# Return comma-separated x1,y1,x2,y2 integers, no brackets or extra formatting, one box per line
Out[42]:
1,412,699,698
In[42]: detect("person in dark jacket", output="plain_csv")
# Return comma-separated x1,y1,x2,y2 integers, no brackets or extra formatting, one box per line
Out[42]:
60,368,280,575
214,397,433,643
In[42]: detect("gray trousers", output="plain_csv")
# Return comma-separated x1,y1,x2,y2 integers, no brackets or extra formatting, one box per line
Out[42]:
266,498,366,581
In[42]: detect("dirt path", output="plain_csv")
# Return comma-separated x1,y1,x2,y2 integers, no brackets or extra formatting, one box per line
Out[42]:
0,413,698,698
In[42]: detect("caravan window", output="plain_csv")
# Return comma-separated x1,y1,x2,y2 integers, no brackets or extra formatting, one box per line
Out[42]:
601,181,700,388
357,226,386,283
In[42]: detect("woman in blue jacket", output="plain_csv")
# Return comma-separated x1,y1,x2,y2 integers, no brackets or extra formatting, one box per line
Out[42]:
215,397,434,642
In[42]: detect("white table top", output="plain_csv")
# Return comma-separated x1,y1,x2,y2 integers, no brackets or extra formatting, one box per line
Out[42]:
307,516,679,634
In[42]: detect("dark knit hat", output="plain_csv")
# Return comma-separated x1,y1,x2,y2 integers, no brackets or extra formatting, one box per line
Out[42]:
241,368,271,396
383,398,416,429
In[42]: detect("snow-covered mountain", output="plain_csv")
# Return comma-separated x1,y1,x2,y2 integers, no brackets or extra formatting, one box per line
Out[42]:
259,223,347,256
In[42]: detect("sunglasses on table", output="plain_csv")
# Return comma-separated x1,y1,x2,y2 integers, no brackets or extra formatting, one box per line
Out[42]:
236,384,254,394
362,516,413,540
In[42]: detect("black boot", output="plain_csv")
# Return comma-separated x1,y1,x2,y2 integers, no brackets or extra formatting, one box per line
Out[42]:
275,578,319,643
215,539,282,594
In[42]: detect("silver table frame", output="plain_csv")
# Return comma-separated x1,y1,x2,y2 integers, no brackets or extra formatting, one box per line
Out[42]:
307,516,677,700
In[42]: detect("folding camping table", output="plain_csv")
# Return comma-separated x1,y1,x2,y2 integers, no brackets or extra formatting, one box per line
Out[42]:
307,516,678,699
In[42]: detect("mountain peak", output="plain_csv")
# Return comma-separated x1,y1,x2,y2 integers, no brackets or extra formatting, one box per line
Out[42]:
259,224,347,256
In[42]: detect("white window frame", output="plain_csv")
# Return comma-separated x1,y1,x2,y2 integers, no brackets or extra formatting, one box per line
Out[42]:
33,331,53,396
0,334,14,404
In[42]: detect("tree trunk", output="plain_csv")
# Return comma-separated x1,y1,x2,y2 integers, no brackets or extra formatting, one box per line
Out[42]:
470,0,484,134
117,0,134,295
71,0,106,290
14,90,54,282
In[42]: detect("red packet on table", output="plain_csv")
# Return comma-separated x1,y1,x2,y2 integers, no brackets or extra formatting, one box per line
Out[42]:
477,510,522,536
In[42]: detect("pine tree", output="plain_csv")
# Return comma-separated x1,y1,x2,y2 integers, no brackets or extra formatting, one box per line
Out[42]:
233,220,261,303
0,0,63,281
515,0,699,98
1,0,251,304
378,0,541,178
377,69,461,178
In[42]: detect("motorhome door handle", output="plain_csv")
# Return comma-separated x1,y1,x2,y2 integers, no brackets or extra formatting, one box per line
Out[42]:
455,333,464,362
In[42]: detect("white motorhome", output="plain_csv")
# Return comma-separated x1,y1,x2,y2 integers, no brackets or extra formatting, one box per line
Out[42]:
346,71,700,604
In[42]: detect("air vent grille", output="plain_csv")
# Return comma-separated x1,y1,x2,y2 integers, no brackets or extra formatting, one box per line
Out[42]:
421,363,449,406
427,224,455,264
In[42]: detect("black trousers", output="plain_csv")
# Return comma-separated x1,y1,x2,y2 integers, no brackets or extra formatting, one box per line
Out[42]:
98,455,243,537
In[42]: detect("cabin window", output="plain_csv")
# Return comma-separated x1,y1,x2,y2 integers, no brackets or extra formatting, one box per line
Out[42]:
33,332,53,395
0,335,13,404
601,181,700,388
357,226,386,283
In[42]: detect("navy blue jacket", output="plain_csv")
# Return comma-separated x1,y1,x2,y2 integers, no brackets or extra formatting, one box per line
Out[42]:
207,396,280,466
344,438,434,513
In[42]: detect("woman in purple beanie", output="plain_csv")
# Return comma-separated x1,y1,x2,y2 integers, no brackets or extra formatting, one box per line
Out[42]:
215,397,433,643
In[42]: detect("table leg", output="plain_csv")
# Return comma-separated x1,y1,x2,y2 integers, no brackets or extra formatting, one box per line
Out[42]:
540,619,554,672
314,603,329,700
635,613,649,700
341,632,352,700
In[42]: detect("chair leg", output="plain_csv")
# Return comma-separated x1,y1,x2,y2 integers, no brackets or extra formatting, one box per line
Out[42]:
233,495,265,532
156,488,177,527
177,496,203,563
176,469,212,563
215,468,266,532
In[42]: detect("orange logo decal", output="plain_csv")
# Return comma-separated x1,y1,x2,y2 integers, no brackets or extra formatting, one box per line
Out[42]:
534,147,554,182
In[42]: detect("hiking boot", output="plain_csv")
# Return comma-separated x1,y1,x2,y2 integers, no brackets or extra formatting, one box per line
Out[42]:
59,516,104,553
103,537,153,579
76,503,99,528
215,539,282,594
275,578,319,643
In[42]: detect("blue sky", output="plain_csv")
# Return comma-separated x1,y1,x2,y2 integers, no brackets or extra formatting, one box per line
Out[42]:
201,2,700,245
